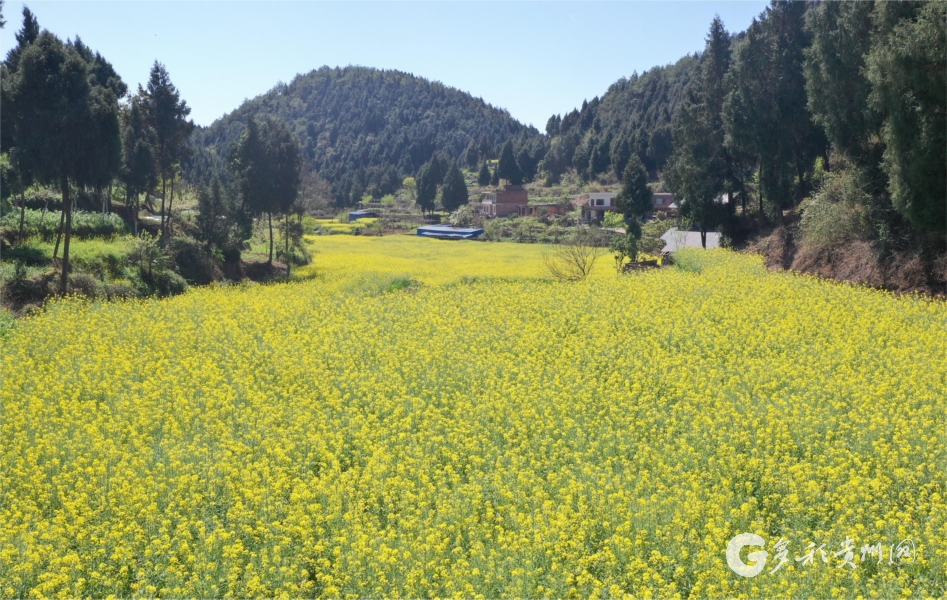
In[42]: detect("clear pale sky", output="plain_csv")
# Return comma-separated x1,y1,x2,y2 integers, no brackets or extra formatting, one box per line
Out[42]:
1,1,769,129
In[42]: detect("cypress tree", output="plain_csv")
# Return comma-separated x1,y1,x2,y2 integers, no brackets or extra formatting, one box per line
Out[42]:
668,16,732,246
441,162,469,213
496,141,522,185
8,31,121,292
144,62,194,237
616,154,653,221
416,163,437,214
3,7,39,72
120,94,158,236
477,162,491,187
866,1,946,234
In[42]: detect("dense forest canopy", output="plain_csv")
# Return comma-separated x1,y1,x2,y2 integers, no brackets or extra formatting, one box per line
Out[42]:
540,52,702,183
184,66,538,205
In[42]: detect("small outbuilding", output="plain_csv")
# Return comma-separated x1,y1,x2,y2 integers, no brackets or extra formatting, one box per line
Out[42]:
416,224,485,240
660,227,722,253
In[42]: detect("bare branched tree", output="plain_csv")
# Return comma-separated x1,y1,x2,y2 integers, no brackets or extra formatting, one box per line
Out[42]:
542,228,607,281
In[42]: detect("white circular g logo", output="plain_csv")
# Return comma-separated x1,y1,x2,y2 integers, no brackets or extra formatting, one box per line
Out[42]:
727,533,768,577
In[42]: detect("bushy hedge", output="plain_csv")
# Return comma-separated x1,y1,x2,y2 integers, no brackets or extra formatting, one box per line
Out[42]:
0,209,127,239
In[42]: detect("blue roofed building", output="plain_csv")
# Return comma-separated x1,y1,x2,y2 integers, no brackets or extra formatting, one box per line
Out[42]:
416,225,484,240
348,210,376,221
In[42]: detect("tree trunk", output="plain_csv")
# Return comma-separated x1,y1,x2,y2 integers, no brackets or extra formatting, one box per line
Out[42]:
758,161,764,216
60,174,73,294
160,176,167,237
700,225,707,249
133,192,139,237
285,214,291,277
107,182,113,214
268,211,274,264
166,173,175,236
17,192,26,243
40,195,48,230
53,208,65,259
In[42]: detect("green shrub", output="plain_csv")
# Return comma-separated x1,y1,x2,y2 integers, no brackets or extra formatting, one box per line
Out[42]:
799,166,873,246
0,308,15,338
0,209,127,240
170,236,219,285
68,273,105,299
146,269,188,297
602,211,626,229
640,218,673,255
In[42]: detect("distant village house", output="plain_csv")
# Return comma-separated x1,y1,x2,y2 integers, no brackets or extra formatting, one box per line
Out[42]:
481,184,528,217
651,193,678,216
574,192,619,222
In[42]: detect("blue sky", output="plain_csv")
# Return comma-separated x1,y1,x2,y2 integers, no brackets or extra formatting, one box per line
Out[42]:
1,1,769,129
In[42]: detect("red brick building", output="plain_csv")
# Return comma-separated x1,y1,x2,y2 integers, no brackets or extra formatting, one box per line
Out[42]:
651,193,677,215
481,185,529,217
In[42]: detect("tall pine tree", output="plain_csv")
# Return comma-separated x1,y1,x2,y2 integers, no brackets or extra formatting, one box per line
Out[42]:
496,140,522,185
724,1,827,221
667,16,731,247
440,162,469,213
144,62,194,237
477,162,491,187
8,31,122,292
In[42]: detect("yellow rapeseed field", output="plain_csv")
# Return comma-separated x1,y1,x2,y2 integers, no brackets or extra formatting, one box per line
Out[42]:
294,234,587,284
1,237,944,598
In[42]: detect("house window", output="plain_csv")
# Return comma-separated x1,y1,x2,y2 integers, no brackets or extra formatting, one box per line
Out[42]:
596,198,604,206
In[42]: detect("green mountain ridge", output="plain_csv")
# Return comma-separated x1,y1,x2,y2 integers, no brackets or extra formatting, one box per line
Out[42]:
184,65,537,203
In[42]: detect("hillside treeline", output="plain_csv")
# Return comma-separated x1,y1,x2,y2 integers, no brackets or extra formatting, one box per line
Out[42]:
660,0,944,288
0,6,316,301
541,53,700,184
185,66,543,205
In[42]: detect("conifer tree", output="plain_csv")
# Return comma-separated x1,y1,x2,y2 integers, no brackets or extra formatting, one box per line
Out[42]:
496,140,522,185
667,16,732,247
477,162,491,187
440,162,468,213
416,162,437,214
8,31,121,292
616,154,652,221
724,2,826,219
120,94,158,236
3,6,39,71
866,1,946,234
144,62,194,237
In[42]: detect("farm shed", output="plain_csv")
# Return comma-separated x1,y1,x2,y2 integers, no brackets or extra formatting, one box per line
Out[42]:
416,225,484,240
660,227,721,253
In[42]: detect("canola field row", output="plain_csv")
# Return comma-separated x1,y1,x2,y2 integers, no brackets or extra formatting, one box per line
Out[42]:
1,237,945,598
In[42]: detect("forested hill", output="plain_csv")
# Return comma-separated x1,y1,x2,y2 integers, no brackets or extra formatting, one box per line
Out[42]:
540,53,700,183
185,66,537,202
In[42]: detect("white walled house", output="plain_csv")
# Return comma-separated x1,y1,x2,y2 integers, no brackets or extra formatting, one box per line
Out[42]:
574,192,619,222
